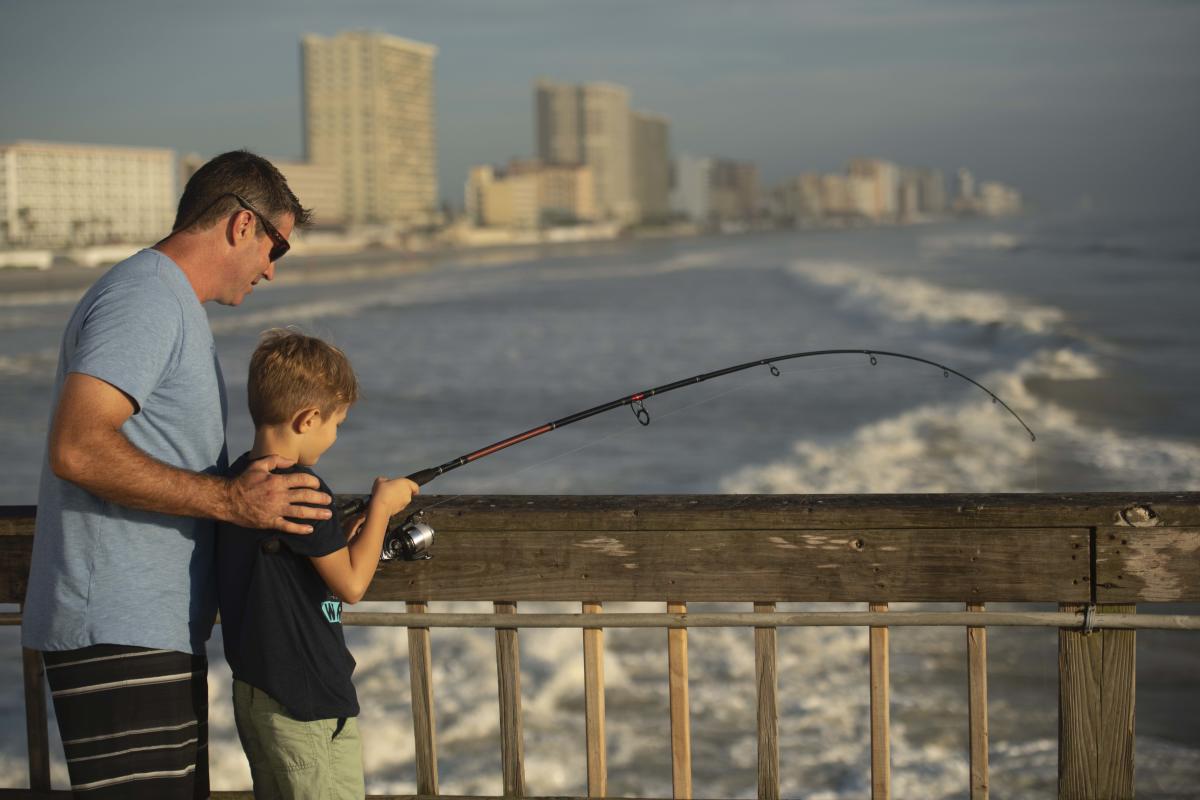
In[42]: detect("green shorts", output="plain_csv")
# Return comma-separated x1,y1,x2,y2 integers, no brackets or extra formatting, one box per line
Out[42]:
232,679,364,800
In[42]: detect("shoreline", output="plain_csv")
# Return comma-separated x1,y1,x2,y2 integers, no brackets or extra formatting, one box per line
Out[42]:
0,213,982,299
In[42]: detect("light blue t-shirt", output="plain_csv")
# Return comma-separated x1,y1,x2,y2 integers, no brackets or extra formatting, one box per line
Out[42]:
22,249,228,655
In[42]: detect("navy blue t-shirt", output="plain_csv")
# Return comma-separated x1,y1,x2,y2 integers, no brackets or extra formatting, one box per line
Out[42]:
216,453,358,721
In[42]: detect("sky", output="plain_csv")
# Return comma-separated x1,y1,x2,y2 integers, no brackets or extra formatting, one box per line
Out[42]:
2,0,1198,214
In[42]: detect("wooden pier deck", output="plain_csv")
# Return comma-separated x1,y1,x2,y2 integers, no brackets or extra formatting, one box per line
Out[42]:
2,492,1198,799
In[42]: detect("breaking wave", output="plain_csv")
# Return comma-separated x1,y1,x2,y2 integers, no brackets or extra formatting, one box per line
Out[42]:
788,260,1066,336
721,348,1200,494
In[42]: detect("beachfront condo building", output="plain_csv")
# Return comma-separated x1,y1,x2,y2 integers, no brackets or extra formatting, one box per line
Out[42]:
535,80,636,222
847,158,899,221
632,111,671,223
302,31,438,228
0,140,175,248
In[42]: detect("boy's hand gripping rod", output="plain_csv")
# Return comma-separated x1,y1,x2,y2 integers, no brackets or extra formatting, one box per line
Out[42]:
357,348,1035,561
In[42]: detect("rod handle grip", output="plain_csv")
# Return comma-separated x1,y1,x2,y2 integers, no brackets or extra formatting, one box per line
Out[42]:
405,468,440,487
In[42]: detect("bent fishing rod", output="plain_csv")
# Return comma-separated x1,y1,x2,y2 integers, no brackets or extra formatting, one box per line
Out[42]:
369,348,1036,561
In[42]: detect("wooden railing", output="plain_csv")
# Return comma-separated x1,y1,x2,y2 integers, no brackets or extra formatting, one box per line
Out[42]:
2,493,1199,799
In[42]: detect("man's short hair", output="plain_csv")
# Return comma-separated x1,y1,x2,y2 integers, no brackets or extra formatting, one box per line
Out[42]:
173,150,313,234
248,329,359,426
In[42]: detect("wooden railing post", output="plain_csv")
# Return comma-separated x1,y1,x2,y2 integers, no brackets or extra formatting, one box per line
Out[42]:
754,602,779,800
21,640,50,792
667,600,692,799
869,602,890,800
967,602,989,800
1058,602,1135,800
582,601,607,797
495,601,526,796
406,601,439,795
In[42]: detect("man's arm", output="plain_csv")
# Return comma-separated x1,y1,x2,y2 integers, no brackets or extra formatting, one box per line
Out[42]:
49,373,330,534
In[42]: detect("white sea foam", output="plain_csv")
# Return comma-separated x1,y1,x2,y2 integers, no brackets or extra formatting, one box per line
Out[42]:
788,260,1065,335
721,348,1200,494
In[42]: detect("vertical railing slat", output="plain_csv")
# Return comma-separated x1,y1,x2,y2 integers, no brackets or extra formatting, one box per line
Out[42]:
21,636,50,792
1059,602,1136,800
667,600,692,799
754,602,780,800
967,602,989,800
582,601,607,797
406,601,439,795
494,601,526,796
869,601,891,800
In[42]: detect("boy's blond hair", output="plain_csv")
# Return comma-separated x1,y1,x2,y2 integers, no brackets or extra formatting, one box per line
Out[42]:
247,329,359,426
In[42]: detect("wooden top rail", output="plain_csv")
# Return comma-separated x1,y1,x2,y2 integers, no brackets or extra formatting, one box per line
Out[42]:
3,494,1199,604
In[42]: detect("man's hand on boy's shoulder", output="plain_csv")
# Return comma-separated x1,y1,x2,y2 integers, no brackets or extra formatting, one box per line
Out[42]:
225,455,332,535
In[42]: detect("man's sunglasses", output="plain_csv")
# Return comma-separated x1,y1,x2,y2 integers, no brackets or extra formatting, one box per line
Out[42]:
229,193,291,262
179,192,291,261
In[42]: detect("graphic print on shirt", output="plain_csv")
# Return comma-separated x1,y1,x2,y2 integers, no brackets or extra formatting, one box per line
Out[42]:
321,598,342,624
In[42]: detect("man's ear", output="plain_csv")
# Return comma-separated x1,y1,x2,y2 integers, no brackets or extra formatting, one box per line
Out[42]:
227,209,254,247
291,407,321,434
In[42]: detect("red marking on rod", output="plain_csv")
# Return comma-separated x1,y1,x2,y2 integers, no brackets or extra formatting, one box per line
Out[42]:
631,393,645,402
466,425,554,461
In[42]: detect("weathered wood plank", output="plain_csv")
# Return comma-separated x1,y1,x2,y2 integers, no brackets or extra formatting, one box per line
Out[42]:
966,603,989,800
754,602,779,800
367,528,1089,603
406,601,438,796
363,493,1200,530
494,602,526,797
7,493,1200,536
667,601,691,799
21,643,49,792
582,601,606,797
869,602,890,800
1058,603,1136,800
1095,527,1200,602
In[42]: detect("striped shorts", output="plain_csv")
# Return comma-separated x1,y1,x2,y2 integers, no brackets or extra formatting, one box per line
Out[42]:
42,644,208,799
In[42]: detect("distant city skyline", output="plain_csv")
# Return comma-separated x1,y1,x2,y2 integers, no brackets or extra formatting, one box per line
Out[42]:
2,0,1197,214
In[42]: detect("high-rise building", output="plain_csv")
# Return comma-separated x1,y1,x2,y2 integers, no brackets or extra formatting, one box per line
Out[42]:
535,80,582,166
847,158,899,220
632,111,671,222
710,159,759,222
918,168,947,215
0,140,175,248
956,168,975,204
671,155,713,223
302,31,438,227
774,174,824,222
535,80,635,221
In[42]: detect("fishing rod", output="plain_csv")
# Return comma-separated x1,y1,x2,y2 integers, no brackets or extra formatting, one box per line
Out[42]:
367,348,1036,561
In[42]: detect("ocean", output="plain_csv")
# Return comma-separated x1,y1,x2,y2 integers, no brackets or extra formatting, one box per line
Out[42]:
2,213,1198,797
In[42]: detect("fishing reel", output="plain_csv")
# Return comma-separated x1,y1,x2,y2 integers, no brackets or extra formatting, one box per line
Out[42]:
339,498,435,562
380,511,435,562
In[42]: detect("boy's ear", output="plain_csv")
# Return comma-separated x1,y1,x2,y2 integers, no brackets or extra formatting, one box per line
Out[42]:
291,407,322,434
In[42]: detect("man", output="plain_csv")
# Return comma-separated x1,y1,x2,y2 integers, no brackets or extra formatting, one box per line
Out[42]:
22,150,331,798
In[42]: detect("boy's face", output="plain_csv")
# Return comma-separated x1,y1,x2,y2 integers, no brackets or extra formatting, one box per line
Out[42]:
298,405,349,466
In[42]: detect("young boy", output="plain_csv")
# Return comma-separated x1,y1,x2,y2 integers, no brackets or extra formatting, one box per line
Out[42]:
217,329,417,799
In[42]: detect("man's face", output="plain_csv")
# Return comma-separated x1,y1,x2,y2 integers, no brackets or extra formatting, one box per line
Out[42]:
221,212,295,306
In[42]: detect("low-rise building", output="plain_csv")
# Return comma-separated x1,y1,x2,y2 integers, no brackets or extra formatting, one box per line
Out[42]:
1,140,175,248
465,161,594,229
